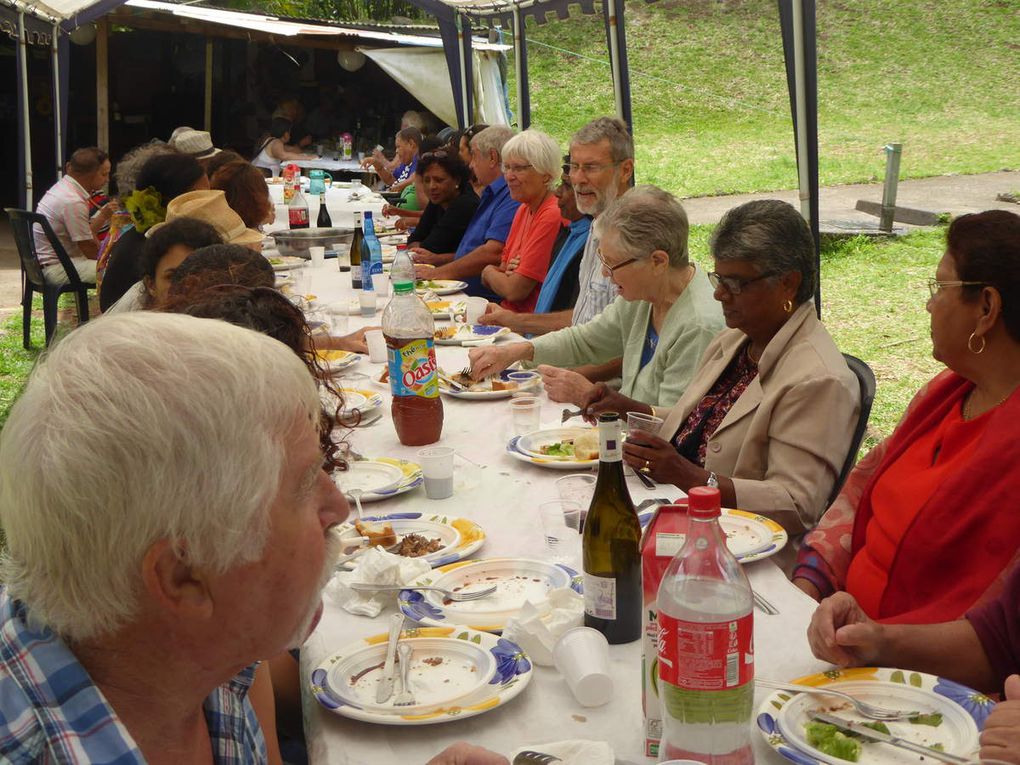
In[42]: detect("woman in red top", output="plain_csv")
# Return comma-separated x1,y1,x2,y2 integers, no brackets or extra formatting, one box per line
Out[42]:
794,209,1020,624
480,129,565,313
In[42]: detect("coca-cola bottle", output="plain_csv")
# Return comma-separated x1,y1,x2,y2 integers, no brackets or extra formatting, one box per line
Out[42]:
288,182,309,229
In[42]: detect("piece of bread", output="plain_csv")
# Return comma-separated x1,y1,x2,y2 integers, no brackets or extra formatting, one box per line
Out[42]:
573,430,600,461
354,520,397,548
491,379,512,391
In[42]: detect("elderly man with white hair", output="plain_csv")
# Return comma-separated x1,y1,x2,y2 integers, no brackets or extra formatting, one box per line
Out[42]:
0,313,507,765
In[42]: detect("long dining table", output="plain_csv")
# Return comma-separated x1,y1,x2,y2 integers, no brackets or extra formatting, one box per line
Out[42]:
296,262,832,765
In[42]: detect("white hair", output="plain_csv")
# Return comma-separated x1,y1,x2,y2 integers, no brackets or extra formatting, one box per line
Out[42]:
0,312,320,642
502,129,562,192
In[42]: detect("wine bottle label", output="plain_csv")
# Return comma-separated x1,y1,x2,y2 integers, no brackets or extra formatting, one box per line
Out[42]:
598,420,623,463
657,612,753,690
583,573,617,620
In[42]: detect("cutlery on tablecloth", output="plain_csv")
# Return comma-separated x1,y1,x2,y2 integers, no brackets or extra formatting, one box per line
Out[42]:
351,583,497,602
634,469,656,489
752,591,780,615
393,642,416,707
811,713,970,763
375,613,405,703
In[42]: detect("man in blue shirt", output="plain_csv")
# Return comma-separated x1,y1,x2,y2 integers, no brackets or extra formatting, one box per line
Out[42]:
412,125,519,299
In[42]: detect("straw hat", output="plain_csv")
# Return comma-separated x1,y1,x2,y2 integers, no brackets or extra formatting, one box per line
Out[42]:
146,190,264,246
172,129,221,160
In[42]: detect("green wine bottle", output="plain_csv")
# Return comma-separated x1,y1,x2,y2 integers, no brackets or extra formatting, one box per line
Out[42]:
582,412,642,644
350,210,364,290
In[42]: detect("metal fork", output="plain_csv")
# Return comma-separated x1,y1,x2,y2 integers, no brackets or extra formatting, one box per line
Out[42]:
561,408,583,423
752,591,780,615
349,583,497,601
755,678,921,720
512,752,562,765
393,642,416,707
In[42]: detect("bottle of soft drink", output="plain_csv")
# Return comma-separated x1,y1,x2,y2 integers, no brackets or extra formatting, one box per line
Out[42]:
381,281,444,446
288,182,309,229
390,244,415,288
362,211,384,291
656,486,754,764
282,164,299,203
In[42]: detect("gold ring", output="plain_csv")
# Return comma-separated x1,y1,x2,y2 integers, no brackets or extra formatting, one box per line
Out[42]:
644,460,651,470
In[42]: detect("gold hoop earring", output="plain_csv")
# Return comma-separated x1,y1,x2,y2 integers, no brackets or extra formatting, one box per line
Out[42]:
783,299,794,313
968,332,986,354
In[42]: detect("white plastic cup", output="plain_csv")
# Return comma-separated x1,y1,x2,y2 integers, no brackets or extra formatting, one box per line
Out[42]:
626,411,664,435
359,291,377,317
552,626,613,707
309,245,326,268
509,396,542,437
539,500,582,564
372,272,391,298
417,446,455,499
365,329,387,363
465,296,488,324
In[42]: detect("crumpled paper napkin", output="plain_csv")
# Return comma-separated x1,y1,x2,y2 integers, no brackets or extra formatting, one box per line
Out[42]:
509,739,614,765
324,547,431,617
501,586,584,666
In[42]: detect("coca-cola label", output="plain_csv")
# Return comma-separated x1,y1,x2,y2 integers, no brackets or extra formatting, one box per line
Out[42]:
386,338,439,399
288,208,309,227
657,613,753,690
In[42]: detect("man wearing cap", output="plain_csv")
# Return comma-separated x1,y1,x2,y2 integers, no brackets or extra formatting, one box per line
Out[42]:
171,129,222,169
33,146,116,285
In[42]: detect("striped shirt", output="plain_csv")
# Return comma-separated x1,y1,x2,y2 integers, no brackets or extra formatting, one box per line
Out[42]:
33,175,93,267
0,589,267,764
571,229,616,326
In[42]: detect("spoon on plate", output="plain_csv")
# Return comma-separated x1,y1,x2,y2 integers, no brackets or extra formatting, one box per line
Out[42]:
349,488,365,521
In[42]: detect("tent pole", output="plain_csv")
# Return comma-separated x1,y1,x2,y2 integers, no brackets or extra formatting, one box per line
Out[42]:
605,0,624,120
96,17,109,150
203,38,213,132
512,7,530,130
17,10,34,209
456,13,469,128
52,22,63,179
792,1,810,221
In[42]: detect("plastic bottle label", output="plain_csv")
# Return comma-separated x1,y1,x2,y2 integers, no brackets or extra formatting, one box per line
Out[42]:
583,573,617,620
386,338,439,398
657,613,753,690
289,208,309,227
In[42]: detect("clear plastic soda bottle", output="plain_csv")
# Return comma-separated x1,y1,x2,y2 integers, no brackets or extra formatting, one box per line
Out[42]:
655,486,754,764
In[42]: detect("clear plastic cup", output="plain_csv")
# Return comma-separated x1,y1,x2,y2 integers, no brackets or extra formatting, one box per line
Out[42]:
507,370,541,392
538,500,582,564
359,291,377,317
626,411,664,436
556,474,596,527
365,330,387,363
372,272,391,298
417,446,455,499
510,396,542,437
552,626,613,707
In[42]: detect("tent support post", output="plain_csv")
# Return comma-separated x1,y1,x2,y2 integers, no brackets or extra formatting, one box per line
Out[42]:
52,22,63,179
96,17,109,150
512,7,530,130
203,38,213,132
17,11,33,209
792,1,809,220
455,14,470,128
603,0,633,134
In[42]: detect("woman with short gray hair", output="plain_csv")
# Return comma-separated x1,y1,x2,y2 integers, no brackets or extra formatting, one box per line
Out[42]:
479,129,565,312
470,185,724,408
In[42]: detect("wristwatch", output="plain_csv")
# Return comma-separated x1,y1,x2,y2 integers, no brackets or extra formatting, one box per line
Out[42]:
707,471,719,489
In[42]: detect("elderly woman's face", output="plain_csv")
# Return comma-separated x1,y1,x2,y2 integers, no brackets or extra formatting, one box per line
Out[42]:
711,257,799,342
395,137,417,164
503,155,550,205
927,249,983,368
597,230,653,302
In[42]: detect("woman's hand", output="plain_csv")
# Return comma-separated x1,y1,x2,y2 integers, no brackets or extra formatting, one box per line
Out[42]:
621,431,689,485
578,383,651,424
468,342,532,380
425,743,508,765
980,675,1020,764
806,592,884,668
538,365,595,406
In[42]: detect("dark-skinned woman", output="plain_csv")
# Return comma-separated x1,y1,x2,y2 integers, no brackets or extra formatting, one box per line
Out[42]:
406,151,478,256
585,199,860,548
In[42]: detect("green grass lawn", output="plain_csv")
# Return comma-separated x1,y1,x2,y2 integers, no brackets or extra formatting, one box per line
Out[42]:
512,0,1019,198
0,310,43,430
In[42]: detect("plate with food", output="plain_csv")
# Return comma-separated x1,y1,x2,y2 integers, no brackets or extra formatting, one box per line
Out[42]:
636,506,788,563
267,255,306,271
310,626,532,726
756,667,991,765
416,279,468,296
315,349,362,374
336,512,485,569
437,369,539,400
505,427,600,469
398,558,583,632
434,325,511,346
426,301,467,320
333,457,423,502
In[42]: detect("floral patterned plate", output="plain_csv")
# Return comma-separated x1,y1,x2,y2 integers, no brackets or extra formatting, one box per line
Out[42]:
399,558,583,633
310,626,532,725
332,458,423,503
636,507,788,564
757,667,991,765
315,349,361,374
335,512,485,569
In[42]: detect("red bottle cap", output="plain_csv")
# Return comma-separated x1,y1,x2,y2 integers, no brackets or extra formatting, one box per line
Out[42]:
687,486,721,519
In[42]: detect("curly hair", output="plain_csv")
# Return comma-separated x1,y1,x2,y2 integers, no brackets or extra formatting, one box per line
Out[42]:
165,243,275,300
210,160,274,229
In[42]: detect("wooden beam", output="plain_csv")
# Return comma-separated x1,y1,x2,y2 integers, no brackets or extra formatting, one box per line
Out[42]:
96,17,109,150
203,37,213,132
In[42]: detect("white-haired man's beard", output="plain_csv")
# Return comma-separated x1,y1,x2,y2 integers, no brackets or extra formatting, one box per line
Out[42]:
575,167,622,218
286,526,343,649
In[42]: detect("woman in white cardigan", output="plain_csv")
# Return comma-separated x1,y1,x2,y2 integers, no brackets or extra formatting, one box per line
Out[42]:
468,185,723,409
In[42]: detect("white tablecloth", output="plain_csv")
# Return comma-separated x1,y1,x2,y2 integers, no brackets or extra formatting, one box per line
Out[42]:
266,184,386,232
298,267,830,764
294,158,374,174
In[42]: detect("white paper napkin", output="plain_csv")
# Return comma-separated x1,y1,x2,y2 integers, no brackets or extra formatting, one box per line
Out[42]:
324,547,431,617
509,739,614,765
501,586,584,666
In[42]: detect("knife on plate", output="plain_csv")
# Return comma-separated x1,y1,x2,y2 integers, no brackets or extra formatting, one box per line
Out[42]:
375,612,405,703
811,713,970,764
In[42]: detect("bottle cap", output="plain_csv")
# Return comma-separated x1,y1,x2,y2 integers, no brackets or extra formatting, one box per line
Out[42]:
392,281,414,294
687,486,721,519
598,412,619,423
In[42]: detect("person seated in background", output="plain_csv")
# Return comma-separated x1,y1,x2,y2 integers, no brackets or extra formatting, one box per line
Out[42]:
458,123,489,196
100,151,210,311
252,118,317,178
170,129,222,171
794,210,1020,622
362,127,421,193
530,158,590,315
470,186,721,409
211,160,277,230
272,97,312,148
806,573,1020,763
592,199,859,542
406,151,479,257
413,126,519,301
33,146,116,285
476,129,563,313
381,135,444,224
112,141,176,197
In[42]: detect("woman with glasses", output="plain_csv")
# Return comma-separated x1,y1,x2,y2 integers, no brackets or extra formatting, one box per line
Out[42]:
406,151,479,256
469,185,722,409
590,199,859,545
796,209,1020,623
478,129,564,313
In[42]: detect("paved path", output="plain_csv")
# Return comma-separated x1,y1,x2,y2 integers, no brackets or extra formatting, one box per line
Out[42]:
2,170,1018,316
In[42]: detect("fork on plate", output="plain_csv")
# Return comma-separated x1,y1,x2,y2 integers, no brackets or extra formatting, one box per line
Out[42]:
393,642,416,707
755,678,921,720
512,752,562,765
349,583,497,602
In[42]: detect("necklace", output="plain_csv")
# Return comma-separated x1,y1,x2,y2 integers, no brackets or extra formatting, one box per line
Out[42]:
962,389,1012,420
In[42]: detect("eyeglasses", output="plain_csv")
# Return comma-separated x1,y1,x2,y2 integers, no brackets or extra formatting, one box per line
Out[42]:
596,247,640,274
567,161,619,176
927,278,987,298
502,162,533,175
421,150,449,160
708,270,777,295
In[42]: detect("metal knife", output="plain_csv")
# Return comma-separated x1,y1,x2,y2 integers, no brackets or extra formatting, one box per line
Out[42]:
811,713,970,764
375,612,405,703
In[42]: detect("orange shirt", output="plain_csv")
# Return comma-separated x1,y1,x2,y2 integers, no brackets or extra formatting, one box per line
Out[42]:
498,194,563,313
846,400,992,617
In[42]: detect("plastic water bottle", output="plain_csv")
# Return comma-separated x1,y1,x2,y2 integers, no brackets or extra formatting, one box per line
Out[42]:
656,486,754,764
362,211,384,291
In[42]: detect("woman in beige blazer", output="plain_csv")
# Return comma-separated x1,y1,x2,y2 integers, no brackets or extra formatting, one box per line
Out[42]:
584,199,860,536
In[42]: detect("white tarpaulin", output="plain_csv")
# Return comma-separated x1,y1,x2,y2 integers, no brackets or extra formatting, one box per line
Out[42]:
361,46,509,127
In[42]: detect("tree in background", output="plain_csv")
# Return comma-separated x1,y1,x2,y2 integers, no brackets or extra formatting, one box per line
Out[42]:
210,0,428,22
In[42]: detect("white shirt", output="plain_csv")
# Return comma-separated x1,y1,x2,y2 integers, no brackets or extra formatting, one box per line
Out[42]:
571,228,616,326
104,281,146,314
33,175,93,268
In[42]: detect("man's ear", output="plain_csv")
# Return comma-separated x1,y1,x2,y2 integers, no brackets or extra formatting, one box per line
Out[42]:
140,539,214,621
